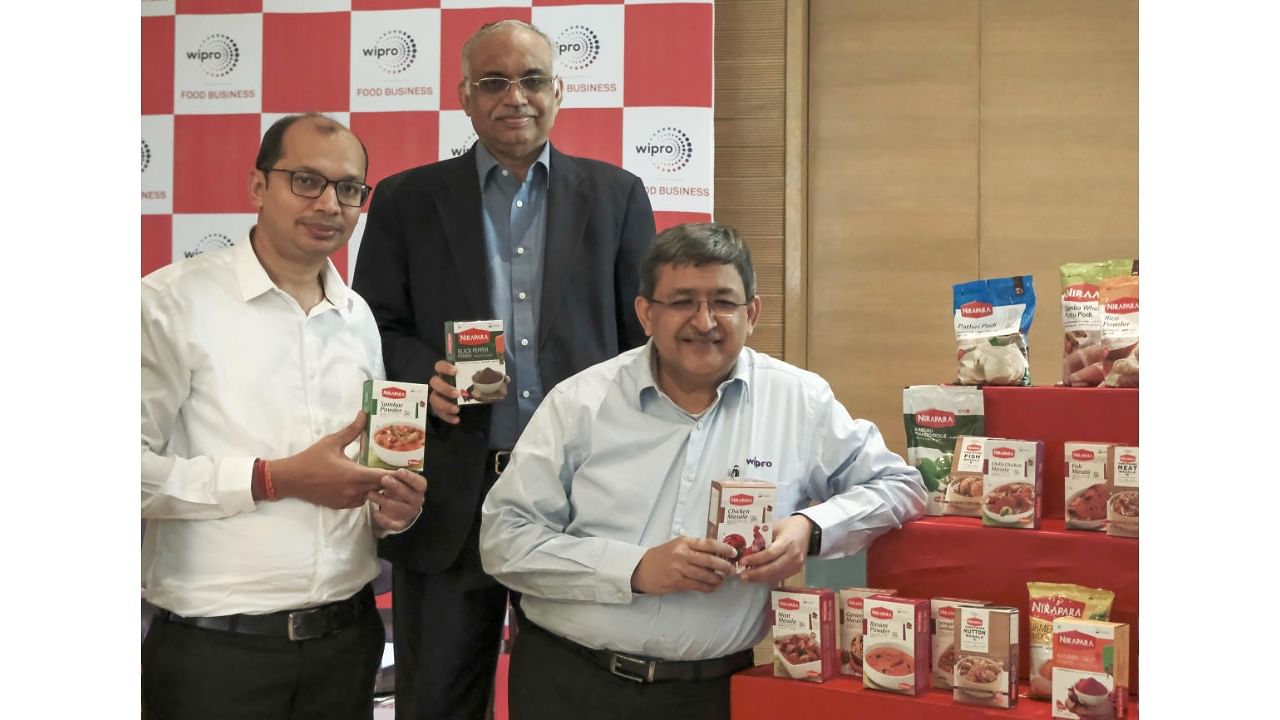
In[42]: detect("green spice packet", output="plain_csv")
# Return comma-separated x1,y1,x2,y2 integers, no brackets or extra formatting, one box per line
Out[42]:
902,385,985,515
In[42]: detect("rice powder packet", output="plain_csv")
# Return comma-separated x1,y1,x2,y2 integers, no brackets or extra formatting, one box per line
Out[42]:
953,276,1036,386
902,386,985,515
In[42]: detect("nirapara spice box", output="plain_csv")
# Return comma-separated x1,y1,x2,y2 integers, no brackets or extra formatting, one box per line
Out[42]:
359,380,430,471
981,439,1044,529
445,320,506,405
706,480,774,570
1106,446,1138,538
862,595,931,696
1064,442,1117,531
902,385,985,516
838,587,897,677
1051,618,1130,719
952,606,1020,709
943,435,992,518
1027,582,1116,700
771,588,837,683
930,597,990,689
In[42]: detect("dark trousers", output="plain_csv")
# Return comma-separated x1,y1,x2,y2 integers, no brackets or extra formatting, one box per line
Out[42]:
391,558,508,720
141,597,385,720
508,622,733,720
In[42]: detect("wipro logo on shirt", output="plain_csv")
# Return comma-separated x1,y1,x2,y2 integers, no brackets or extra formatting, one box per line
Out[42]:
745,457,773,468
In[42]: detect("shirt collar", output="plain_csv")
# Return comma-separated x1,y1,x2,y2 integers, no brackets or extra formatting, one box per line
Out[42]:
234,229,353,316
475,140,552,188
632,341,753,409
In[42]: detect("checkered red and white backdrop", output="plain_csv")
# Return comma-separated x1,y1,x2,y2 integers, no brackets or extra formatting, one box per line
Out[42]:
141,0,715,279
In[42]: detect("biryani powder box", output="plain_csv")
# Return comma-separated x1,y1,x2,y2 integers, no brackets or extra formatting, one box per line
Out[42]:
862,595,931,696
931,597,990,690
707,480,775,571
1064,442,1117,531
1106,446,1139,538
838,588,897,677
952,606,1020,709
445,320,506,406
981,439,1044,529
771,588,837,683
1051,618,1130,719
359,380,430,471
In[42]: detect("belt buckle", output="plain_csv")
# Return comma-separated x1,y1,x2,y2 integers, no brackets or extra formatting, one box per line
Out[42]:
494,450,512,476
286,608,322,642
608,653,656,683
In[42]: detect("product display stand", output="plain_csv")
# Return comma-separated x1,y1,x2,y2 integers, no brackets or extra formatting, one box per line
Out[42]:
731,386,1139,718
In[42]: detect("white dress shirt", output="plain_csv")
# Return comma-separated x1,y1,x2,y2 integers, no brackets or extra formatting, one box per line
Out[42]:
479,342,926,660
142,235,385,617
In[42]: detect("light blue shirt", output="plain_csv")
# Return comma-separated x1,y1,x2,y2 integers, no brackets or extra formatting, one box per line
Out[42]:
479,342,926,660
476,142,550,449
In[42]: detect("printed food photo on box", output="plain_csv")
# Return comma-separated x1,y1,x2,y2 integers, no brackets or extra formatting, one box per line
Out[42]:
707,480,775,571
445,320,506,405
862,595,931,697
838,588,896,677
943,435,991,518
359,380,429,472
1051,618,1130,719
902,386,985,516
952,606,1020,709
981,439,1044,529
771,589,837,683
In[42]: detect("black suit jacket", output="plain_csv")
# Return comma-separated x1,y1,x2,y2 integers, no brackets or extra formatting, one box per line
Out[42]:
352,144,655,574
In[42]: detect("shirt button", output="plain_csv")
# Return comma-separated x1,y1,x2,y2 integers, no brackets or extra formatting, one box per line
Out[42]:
515,200,524,208
522,390,530,398
516,247,525,255
520,338,529,347
501,169,509,177
518,291,527,301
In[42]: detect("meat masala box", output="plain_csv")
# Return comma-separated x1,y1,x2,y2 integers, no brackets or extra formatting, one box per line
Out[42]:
771,588,837,683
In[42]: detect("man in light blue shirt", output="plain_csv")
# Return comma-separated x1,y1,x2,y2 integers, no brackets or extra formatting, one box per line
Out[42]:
480,222,926,719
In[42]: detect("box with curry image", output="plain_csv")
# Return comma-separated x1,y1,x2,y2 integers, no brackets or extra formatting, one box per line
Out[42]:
359,380,429,471
445,320,506,406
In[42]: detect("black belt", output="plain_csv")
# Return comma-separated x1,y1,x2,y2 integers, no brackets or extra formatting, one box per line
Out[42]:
157,585,374,642
488,449,512,476
525,620,754,684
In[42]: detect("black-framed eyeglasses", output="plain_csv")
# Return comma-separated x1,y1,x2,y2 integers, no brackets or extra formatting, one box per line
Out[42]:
260,168,372,208
647,297,750,318
470,75,556,96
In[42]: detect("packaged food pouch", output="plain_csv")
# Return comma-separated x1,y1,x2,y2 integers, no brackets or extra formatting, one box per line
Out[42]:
1026,581,1116,700
1099,276,1138,387
1060,259,1136,386
953,276,1036,386
902,386,984,515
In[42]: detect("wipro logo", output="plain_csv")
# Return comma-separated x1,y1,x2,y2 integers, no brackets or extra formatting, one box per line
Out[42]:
637,127,693,173
450,132,478,158
188,34,240,78
141,140,152,173
745,457,773,468
364,30,417,74
184,233,233,259
556,25,600,71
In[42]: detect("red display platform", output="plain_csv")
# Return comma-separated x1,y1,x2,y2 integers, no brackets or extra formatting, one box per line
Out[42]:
982,386,1137,519
731,666,1139,719
867,516,1138,693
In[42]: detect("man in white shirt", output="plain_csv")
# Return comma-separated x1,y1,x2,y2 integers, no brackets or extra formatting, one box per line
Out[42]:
480,222,926,720
141,113,427,720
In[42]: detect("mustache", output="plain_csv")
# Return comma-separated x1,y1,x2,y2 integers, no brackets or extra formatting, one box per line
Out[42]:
679,329,722,342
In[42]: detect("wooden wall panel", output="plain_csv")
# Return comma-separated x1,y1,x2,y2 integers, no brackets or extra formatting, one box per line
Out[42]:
808,0,982,454
715,0,787,356
980,0,1139,385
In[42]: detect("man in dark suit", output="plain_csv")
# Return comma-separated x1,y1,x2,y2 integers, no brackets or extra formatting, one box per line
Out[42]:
351,19,655,720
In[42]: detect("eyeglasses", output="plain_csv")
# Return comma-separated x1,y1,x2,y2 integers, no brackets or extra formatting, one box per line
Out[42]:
260,168,372,208
647,297,750,318
470,75,555,96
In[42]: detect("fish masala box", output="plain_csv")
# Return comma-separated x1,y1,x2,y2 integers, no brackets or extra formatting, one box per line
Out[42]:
360,380,429,471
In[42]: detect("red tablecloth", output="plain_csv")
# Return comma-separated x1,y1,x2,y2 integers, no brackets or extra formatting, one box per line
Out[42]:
982,386,1138,519
731,666,1138,719
867,516,1138,694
